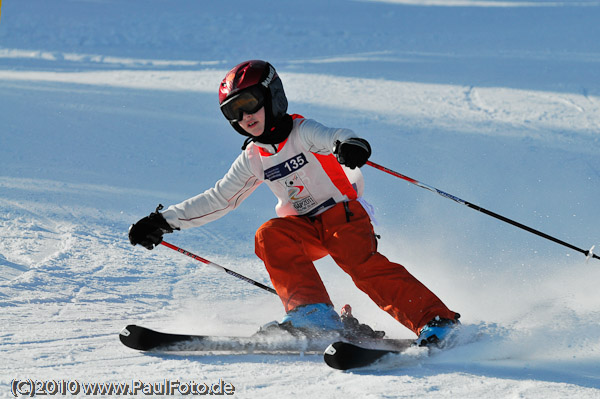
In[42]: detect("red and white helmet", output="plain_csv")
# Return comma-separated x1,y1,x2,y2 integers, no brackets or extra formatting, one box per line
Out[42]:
219,60,288,136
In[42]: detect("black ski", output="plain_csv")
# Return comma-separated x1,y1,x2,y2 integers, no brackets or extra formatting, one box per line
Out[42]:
323,340,416,370
119,324,414,357
120,324,338,353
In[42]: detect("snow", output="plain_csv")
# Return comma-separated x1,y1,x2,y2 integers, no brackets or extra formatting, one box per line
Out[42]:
1,0,599,397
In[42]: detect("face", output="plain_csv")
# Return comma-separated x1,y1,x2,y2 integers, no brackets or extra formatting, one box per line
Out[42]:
237,106,266,137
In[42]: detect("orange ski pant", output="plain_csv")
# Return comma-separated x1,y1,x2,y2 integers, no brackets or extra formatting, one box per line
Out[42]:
255,200,457,335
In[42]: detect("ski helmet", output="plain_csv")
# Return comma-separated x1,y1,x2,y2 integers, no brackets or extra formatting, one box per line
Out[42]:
219,60,288,137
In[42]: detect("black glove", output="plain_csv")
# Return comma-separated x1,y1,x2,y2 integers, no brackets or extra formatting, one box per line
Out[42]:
334,138,372,169
128,204,174,250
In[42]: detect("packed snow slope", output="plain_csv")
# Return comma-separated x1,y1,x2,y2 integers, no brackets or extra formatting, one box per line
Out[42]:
1,0,599,398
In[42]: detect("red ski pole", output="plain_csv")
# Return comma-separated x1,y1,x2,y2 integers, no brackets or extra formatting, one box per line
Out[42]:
366,160,599,262
160,241,278,294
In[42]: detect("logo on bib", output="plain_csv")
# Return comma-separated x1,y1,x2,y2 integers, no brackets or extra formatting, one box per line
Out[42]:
282,173,317,213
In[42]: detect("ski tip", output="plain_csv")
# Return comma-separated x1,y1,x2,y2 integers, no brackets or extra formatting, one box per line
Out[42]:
119,324,136,338
323,341,392,370
118,325,198,351
323,342,349,370
119,325,136,347
119,324,153,351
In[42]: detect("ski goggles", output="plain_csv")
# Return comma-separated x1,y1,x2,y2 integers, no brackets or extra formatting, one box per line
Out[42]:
220,86,265,122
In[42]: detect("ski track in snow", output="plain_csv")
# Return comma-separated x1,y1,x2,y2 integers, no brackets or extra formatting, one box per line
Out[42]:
1,0,600,398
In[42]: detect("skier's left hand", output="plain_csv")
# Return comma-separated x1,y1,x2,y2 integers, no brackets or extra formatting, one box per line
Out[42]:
334,138,372,169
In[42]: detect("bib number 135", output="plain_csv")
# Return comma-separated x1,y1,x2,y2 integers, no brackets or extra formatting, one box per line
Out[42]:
264,153,309,181
284,155,307,172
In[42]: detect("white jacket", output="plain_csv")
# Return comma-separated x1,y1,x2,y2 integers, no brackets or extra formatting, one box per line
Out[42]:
162,116,364,230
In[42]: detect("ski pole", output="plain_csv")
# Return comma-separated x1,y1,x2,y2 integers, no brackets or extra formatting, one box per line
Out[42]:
366,160,599,262
160,241,278,294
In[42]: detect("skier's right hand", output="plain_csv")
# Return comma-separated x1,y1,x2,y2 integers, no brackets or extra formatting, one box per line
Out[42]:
128,205,174,250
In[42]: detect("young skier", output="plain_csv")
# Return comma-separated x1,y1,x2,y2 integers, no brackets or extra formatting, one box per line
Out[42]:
128,60,460,346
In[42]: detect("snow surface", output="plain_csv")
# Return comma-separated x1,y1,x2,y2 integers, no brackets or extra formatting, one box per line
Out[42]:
1,0,599,397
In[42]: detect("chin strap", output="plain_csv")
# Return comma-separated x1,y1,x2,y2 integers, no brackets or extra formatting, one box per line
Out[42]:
241,137,254,150
239,114,293,150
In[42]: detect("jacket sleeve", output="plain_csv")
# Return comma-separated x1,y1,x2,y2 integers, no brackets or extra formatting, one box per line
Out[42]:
161,152,262,229
295,118,358,155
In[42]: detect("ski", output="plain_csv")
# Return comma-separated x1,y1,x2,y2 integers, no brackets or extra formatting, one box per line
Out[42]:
323,340,416,370
120,324,332,353
119,324,414,357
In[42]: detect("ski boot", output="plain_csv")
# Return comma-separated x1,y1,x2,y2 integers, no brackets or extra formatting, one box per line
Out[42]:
416,313,461,347
256,303,343,339
279,303,344,336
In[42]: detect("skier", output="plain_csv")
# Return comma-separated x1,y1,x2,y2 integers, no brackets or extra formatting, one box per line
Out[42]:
128,60,460,346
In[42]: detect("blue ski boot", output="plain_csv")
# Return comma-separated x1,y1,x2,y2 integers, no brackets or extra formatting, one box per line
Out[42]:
280,303,344,335
416,314,461,347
